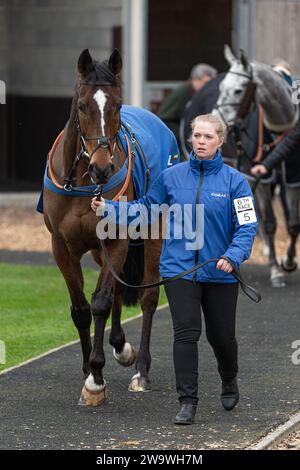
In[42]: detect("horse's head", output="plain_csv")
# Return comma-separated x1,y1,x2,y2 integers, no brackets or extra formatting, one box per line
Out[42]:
213,45,256,127
76,48,122,185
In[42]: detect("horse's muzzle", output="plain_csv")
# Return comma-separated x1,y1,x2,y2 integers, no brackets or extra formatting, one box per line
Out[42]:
88,163,115,185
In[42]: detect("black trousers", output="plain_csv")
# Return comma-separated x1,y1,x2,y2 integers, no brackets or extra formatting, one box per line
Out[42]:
164,279,239,405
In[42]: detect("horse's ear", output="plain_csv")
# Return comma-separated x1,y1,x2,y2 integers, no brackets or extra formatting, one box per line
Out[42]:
240,49,249,71
108,49,122,76
78,49,93,76
224,44,236,66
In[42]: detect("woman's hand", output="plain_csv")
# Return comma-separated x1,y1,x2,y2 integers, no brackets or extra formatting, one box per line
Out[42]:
250,164,268,176
91,196,105,213
216,258,233,273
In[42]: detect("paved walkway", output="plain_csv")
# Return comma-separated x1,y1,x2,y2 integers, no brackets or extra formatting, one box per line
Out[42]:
0,265,299,450
0,249,97,269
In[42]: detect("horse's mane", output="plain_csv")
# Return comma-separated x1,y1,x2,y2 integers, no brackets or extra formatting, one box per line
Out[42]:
252,62,291,93
85,59,121,87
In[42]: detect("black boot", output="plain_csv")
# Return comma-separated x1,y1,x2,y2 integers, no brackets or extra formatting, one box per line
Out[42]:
221,377,239,411
174,403,197,425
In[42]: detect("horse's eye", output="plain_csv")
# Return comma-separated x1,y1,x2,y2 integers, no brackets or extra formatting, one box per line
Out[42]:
78,103,87,113
116,102,122,111
234,89,243,95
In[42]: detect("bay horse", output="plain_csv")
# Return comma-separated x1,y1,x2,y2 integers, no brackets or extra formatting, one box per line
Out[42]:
42,49,178,406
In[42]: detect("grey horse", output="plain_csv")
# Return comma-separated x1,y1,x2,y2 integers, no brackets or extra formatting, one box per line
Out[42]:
213,45,299,287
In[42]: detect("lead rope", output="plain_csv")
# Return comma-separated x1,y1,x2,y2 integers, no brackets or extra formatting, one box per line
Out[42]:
98,235,261,303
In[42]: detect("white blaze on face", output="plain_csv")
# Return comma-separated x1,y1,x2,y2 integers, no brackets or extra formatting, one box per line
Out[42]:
93,89,107,136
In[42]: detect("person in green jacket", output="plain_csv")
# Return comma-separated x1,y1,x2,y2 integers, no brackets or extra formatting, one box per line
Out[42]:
158,63,217,155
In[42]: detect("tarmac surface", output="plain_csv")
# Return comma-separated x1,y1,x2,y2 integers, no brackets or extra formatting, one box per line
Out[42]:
0,265,299,450
0,249,97,269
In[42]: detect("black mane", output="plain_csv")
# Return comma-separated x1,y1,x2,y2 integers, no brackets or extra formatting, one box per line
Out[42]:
86,60,121,86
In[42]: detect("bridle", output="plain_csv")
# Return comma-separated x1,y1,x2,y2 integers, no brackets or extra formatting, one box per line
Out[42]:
214,69,257,126
214,68,261,175
48,79,135,198
214,69,289,192
63,79,122,191
76,117,119,158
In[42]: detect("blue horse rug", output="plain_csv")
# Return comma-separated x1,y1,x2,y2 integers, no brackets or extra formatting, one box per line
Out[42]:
36,105,179,213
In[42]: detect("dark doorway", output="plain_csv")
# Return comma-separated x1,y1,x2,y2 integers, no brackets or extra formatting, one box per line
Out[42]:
148,0,232,80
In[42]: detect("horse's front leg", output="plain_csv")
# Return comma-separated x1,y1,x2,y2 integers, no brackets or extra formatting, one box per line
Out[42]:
80,239,128,406
51,235,92,379
282,186,300,272
255,184,285,287
129,238,161,392
109,281,137,367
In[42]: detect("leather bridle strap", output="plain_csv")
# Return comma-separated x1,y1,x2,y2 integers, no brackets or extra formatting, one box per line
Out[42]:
253,106,289,163
47,129,134,200
214,68,255,124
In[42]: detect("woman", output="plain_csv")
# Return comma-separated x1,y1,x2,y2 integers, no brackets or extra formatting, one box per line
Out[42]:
91,114,258,425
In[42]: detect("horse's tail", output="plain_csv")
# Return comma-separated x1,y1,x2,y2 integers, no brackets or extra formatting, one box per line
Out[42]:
121,241,144,307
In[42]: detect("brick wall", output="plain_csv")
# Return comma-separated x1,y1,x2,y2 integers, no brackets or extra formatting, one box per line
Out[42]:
6,0,122,97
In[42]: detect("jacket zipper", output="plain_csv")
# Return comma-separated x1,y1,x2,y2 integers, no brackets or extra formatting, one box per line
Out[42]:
193,165,204,282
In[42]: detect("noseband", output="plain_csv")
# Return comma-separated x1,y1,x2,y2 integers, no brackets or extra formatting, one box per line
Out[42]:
76,117,119,161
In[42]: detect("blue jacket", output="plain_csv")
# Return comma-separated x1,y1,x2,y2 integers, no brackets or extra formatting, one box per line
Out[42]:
103,150,258,283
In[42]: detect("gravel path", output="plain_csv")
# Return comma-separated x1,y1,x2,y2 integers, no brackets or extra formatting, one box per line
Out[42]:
274,429,300,450
1,195,300,264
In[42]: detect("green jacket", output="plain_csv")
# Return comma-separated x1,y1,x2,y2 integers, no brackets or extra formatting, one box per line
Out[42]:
158,82,193,143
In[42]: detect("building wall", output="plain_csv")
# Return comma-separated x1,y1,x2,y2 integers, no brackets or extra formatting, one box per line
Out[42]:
2,0,299,188
254,0,300,76
0,0,123,187
0,0,9,83
0,1,8,178
7,0,122,97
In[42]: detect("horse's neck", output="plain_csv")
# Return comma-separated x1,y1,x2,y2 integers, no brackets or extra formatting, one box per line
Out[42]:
252,63,297,132
62,93,81,180
63,122,80,179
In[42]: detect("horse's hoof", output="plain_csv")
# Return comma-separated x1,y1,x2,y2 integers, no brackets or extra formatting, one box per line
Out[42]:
113,342,137,367
78,384,108,406
79,375,107,406
128,372,151,392
271,276,286,288
281,258,298,273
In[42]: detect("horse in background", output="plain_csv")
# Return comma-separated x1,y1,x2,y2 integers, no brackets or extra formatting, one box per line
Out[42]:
181,45,299,287
213,45,299,287
42,49,179,406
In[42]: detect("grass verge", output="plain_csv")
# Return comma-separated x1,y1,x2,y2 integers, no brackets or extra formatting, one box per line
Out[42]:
0,263,167,371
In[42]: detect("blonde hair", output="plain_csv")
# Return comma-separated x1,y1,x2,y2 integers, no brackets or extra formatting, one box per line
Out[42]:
190,113,227,141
